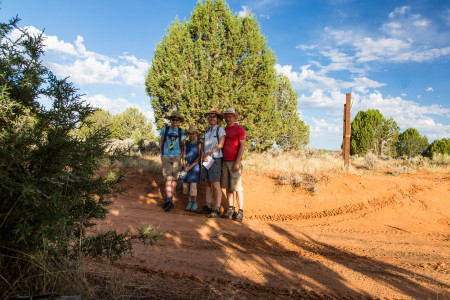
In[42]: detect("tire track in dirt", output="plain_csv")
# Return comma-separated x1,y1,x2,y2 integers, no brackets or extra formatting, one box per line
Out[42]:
248,183,431,222
248,195,398,222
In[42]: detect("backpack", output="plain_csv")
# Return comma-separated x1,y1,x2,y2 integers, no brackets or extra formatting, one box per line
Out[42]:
163,126,182,155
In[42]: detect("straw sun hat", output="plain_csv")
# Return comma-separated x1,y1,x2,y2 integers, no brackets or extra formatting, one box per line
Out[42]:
167,111,185,122
204,109,223,121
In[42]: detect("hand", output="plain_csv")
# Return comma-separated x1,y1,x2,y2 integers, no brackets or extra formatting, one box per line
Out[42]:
202,154,209,161
233,162,240,172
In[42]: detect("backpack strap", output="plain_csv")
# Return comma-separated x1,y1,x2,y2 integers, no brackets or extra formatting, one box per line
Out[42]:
163,126,170,155
216,126,220,144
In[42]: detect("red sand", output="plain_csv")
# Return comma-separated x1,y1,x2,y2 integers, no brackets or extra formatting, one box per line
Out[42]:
90,168,450,299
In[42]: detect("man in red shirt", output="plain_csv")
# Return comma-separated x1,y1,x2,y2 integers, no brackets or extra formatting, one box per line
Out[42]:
220,108,246,222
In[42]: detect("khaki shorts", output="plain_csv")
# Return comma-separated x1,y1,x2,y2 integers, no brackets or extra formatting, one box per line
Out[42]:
161,155,182,180
182,182,198,196
221,160,243,192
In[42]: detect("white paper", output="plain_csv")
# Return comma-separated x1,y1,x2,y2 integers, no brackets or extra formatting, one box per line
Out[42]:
202,156,214,169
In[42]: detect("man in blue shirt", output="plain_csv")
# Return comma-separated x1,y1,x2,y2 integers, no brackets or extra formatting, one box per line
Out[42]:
159,111,186,211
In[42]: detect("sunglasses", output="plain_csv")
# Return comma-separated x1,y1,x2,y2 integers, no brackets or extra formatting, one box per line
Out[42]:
171,118,180,122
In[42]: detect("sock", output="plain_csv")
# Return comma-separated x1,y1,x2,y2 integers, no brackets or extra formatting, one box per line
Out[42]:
167,196,173,203
228,206,235,210
205,202,211,208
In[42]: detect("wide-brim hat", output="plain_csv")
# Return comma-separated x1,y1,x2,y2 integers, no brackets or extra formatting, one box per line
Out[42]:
187,125,199,134
204,109,223,121
167,111,185,122
222,107,239,119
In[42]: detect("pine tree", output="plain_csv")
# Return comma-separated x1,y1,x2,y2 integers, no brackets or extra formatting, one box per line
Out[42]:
146,0,308,151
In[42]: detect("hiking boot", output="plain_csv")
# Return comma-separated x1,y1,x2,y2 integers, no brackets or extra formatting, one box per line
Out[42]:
190,202,198,212
162,201,170,210
207,208,220,218
164,201,174,211
233,210,244,222
221,207,235,219
185,201,193,211
196,205,212,214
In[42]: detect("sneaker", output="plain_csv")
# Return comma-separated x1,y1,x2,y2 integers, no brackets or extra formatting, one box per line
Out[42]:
190,202,198,212
221,207,235,219
185,201,193,211
207,208,220,218
196,205,212,214
233,210,244,222
164,201,174,211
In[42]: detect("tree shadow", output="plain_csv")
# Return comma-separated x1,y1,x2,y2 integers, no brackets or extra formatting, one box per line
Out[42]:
268,224,448,299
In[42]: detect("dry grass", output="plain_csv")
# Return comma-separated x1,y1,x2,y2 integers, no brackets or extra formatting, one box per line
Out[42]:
350,152,450,174
245,148,449,192
0,251,95,300
246,148,346,175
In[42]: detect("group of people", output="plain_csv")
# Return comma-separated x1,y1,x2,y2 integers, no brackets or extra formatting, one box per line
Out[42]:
159,108,246,222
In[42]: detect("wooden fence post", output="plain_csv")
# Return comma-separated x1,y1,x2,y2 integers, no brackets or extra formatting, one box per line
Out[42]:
343,93,351,168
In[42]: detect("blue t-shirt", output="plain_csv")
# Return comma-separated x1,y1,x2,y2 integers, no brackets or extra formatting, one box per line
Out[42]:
159,126,186,156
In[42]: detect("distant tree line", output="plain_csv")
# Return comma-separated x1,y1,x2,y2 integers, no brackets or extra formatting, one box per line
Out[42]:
350,109,448,158
78,107,155,142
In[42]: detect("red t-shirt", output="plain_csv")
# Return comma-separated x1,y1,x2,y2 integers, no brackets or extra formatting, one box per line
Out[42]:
223,124,246,161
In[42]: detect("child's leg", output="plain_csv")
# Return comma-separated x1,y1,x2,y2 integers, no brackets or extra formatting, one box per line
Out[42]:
182,182,189,195
190,183,198,211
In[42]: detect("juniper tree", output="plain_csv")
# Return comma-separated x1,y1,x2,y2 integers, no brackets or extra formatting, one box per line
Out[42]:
350,109,399,156
0,16,161,296
110,107,153,140
397,128,428,157
146,0,309,151
274,74,310,150
423,138,449,158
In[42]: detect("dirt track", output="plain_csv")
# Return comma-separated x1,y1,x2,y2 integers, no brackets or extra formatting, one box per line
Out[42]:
91,168,450,299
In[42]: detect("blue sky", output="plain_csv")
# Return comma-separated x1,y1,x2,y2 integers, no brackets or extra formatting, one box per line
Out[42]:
2,0,449,150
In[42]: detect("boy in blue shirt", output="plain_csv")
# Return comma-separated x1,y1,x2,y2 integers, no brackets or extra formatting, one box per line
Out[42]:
159,111,186,211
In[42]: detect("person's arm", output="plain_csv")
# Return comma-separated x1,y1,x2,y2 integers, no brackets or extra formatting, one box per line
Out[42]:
233,139,245,172
203,135,225,159
181,142,187,169
160,136,164,157
187,143,202,172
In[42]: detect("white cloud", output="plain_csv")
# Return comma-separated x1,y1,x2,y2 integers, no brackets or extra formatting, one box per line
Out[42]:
426,87,434,92
296,44,318,50
296,7,450,77
84,94,154,122
389,6,410,18
238,6,250,17
13,27,150,87
310,117,340,135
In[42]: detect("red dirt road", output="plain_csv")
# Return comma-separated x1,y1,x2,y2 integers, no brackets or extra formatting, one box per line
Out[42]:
91,168,450,299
